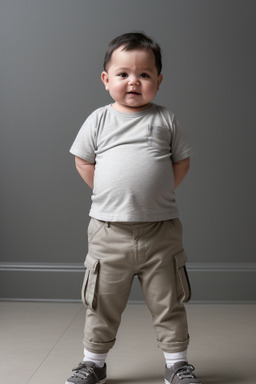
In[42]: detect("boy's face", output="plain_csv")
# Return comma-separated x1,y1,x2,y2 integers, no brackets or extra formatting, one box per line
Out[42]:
101,46,163,113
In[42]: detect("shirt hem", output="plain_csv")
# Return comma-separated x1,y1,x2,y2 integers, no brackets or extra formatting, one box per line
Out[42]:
69,148,95,163
172,148,193,163
89,209,180,222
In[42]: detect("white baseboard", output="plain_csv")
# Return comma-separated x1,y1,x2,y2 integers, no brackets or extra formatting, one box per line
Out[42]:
1,262,256,303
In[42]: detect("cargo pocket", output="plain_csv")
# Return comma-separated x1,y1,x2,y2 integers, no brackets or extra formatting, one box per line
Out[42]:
174,250,191,303
81,253,99,309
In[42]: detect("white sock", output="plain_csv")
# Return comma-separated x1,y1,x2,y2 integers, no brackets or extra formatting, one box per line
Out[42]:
83,348,108,368
163,350,187,368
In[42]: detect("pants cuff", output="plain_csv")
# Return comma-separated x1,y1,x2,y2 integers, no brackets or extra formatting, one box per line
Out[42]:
83,337,116,354
158,336,190,353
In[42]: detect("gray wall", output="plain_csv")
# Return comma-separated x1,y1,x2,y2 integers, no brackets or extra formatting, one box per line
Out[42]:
1,0,256,302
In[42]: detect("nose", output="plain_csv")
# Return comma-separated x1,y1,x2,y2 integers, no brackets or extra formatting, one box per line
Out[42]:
128,76,140,86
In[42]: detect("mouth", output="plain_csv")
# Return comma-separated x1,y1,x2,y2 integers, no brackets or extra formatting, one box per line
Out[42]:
127,91,141,95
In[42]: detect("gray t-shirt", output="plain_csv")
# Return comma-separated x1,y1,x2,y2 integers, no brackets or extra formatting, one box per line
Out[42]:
70,103,192,222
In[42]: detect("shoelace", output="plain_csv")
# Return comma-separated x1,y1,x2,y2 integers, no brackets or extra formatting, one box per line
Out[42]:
174,364,196,380
71,364,98,380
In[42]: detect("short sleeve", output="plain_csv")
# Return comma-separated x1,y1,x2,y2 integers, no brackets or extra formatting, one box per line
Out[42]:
69,113,97,164
171,116,193,163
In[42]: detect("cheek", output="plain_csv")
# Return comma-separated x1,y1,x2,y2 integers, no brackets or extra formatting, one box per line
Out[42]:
144,83,158,95
109,81,125,94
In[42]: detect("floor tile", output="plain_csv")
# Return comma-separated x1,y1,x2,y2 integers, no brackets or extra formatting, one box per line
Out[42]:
0,302,82,384
1,303,256,384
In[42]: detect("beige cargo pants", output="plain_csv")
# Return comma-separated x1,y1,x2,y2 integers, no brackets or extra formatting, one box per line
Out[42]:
81,218,191,354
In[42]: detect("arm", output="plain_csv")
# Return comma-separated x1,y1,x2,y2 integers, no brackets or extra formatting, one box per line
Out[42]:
75,156,95,189
173,157,190,189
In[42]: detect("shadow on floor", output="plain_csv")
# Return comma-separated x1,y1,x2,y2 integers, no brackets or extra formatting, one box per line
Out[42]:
108,376,161,384
108,372,248,384
194,373,247,384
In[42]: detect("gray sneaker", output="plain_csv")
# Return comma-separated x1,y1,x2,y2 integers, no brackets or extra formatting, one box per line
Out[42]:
165,361,201,384
65,361,107,384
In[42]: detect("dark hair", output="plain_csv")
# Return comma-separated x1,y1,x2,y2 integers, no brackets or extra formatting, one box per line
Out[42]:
103,32,162,74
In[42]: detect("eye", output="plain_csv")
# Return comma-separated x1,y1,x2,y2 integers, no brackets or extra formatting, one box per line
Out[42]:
118,73,128,78
140,73,150,78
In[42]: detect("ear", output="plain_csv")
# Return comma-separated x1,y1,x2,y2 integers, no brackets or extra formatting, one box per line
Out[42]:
101,71,109,91
157,74,163,90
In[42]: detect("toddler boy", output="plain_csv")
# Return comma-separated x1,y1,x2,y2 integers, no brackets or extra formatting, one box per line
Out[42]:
66,32,201,384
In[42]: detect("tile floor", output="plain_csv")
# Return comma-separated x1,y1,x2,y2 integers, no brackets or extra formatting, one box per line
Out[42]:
1,302,255,384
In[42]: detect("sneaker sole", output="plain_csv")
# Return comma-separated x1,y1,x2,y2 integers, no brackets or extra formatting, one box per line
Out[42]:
65,378,107,384
165,380,201,384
